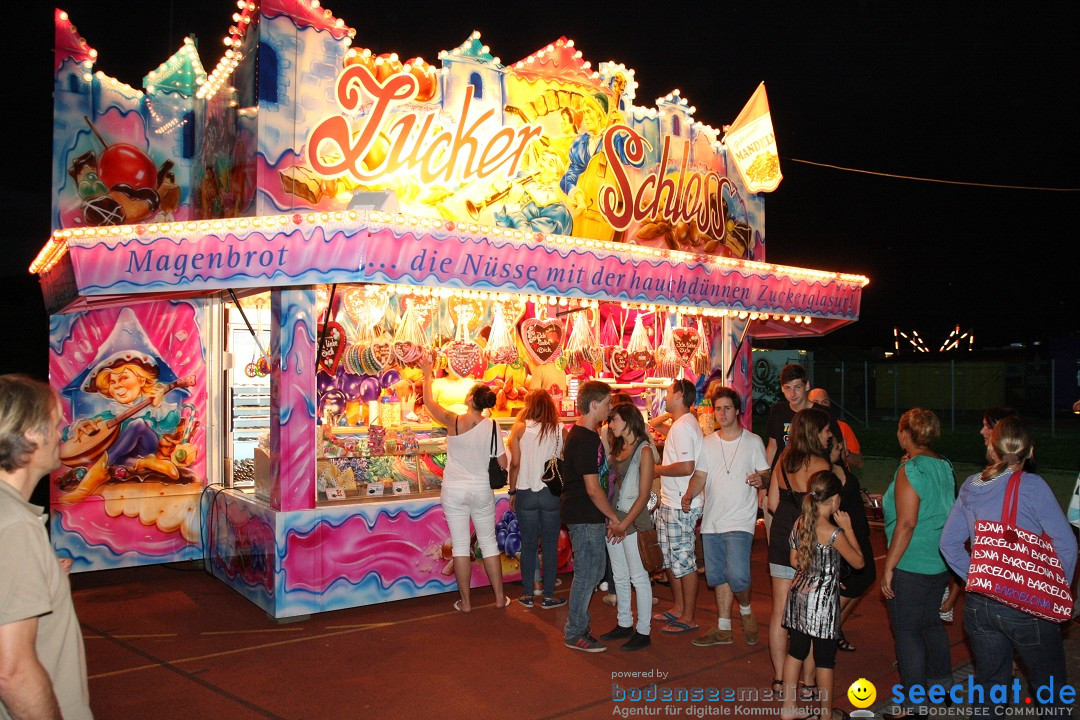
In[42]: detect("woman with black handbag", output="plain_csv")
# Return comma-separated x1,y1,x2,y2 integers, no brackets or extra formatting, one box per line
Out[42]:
421,355,509,612
507,389,567,609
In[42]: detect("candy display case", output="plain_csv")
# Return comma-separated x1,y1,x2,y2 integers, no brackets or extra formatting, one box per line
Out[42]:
35,3,866,617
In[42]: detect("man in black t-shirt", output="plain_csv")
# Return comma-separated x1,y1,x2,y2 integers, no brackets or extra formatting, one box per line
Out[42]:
562,380,619,653
752,364,842,540
761,364,843,468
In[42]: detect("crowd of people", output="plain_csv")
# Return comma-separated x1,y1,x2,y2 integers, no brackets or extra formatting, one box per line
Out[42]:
422,361,1077,720
1,366,1078,719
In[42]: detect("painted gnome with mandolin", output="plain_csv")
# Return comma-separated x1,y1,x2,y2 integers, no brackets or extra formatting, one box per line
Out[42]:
57,350,198,503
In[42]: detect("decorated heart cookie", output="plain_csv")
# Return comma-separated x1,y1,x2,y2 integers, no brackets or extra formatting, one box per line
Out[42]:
370,340,393,371
520,318,565,366
394,341,425,367
604,345,629,376
317,322,346,374
671,327,700,365
402,296,439,329
491,296,528,325
444,339,485,378
447,297,486,333
628,349,654,371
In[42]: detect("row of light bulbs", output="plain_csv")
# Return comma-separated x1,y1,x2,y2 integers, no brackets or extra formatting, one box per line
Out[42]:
355,283,813,324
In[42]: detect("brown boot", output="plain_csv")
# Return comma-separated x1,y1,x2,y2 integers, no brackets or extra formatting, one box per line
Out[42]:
60,452,110,503
740,612,759,645
135,456,180,480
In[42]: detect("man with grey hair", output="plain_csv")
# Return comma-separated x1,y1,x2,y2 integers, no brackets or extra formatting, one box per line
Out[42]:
0,375,93,719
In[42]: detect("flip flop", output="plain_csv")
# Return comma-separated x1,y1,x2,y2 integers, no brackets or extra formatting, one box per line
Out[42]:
652,610,678,622
661,621,699,634
453,600,469,613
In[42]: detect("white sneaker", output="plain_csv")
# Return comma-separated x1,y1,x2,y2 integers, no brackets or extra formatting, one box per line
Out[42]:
599,581,609,592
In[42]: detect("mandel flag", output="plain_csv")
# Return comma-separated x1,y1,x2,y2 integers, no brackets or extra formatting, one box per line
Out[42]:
725,82,783,193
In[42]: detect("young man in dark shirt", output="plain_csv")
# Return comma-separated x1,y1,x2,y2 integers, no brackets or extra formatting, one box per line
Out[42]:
561,380,620,652
751,364,843,539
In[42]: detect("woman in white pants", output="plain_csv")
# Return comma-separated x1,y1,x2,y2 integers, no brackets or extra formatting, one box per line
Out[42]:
421,355,508,612
599,402,657,651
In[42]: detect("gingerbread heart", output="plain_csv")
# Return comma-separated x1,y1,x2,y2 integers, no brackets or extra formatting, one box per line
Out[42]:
394,340,424,367
628,349,654,371
370,340,393,371
447,297,485,333
444,339,485,378
492,296,528,325
318,322,346,374
671,327,700,365
521,318,565,366
402,296,438,329
605,345,629,376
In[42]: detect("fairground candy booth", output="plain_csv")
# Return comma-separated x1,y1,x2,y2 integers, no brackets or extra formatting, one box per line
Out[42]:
36,2,867,618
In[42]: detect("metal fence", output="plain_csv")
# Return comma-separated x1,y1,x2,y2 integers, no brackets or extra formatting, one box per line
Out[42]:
806,360,1079,436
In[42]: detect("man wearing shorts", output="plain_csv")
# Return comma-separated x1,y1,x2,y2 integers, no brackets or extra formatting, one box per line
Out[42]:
652,379,703,634
683,387,769,646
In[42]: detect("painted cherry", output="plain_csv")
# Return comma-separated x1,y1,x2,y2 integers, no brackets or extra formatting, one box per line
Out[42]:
98,144,158,191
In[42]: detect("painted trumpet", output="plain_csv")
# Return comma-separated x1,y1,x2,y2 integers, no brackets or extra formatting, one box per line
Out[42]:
464,171,540,220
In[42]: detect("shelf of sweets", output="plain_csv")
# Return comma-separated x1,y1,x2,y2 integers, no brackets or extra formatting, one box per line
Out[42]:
317,453,444,504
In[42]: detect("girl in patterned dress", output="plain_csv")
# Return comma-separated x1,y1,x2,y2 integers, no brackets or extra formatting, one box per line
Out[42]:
781,471,865,720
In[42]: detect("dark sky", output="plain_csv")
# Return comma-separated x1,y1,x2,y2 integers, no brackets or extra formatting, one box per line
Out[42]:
4,1,1077,375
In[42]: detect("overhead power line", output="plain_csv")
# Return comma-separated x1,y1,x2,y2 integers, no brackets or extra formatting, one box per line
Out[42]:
784,157,1080,192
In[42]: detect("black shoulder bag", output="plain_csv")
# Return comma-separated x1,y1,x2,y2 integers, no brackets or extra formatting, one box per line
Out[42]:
540,427,564,497
488,421,508,490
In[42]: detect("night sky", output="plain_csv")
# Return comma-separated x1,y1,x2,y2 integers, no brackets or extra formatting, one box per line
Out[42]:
3,1,1077,377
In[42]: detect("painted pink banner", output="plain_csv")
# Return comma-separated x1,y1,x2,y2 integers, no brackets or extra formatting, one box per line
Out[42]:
64,220,862,319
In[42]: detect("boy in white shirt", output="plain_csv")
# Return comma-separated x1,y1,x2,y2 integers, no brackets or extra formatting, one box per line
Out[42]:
683,386,769,646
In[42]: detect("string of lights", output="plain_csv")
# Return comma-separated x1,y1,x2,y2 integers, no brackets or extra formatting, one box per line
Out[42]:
785,157,1080,192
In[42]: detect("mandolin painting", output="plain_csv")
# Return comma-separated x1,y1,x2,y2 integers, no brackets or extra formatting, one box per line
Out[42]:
57,350,200,504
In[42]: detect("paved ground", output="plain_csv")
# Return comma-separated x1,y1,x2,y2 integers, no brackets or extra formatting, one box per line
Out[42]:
67,521,1076,719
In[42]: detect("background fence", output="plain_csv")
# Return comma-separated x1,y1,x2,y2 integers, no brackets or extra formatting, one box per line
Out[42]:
751,355,1079,438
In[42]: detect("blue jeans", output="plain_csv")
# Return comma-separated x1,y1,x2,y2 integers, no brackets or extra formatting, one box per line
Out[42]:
516,487,561,598
702,531,754,593
565,523,607,642
886,569,952,712
965,592,1070,717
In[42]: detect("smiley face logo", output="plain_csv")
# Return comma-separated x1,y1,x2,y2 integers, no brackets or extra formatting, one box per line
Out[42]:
847,678,876,709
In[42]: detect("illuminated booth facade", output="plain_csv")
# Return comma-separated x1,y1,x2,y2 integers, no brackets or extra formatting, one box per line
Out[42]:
38,3,866,617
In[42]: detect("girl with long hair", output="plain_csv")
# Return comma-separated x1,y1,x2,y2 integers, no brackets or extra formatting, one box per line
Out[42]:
781,471,864,720
940,418,1076,717
507,389,566,609
766,407,832,696
597,402,657,651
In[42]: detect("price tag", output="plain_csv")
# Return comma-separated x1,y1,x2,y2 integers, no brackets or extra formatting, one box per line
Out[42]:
392,480,412,495
325,487,346,501
365,482,385,497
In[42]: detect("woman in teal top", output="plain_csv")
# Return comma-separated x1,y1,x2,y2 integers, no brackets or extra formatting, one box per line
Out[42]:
879,408,955,719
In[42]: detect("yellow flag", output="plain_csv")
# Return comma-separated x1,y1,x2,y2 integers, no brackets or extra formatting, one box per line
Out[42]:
724,83,782,193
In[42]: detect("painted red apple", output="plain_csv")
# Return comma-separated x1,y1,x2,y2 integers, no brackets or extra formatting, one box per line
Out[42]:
374,53,403,83
98,143,158,191
404,57,437,101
